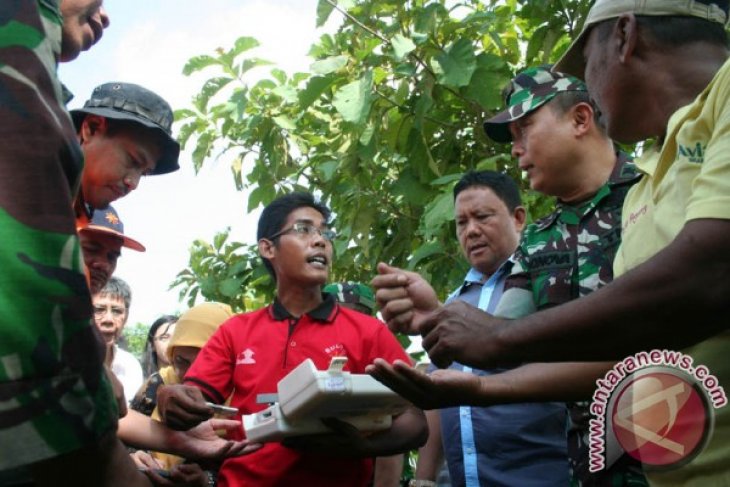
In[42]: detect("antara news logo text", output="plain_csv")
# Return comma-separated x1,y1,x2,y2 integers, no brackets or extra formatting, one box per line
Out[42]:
588,349,727,472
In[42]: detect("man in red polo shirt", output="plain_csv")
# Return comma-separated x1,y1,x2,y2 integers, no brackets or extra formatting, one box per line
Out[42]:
157,192,427,487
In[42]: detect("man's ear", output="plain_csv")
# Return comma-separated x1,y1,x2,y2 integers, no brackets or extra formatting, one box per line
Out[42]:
258,238,275,260
513,206,527,233
615,13,638,64
572,102,595,136
79,114,109,141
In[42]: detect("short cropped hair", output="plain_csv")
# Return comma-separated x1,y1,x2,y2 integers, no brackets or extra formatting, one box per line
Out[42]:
257,192,331,279
595,15,728,49
453,171,522,212
96,276,132,310
547,91,604,130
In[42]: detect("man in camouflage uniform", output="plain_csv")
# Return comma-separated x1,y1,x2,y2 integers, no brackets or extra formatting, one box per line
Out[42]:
0,2,156,486
0,0,116,471
484,66,645,486
369,66,647,486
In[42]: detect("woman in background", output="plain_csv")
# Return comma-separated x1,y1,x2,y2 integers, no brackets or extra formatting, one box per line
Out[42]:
141,314,178,378
130,302,233,473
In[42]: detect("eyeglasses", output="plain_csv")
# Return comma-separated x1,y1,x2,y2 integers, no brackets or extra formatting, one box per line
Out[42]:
269,222,337,242
93,305,125,318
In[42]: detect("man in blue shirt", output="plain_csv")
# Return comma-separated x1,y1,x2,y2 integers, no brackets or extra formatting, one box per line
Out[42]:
409,171,568,487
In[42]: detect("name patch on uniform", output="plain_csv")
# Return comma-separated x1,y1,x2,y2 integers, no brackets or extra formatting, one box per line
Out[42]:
527,251,574,272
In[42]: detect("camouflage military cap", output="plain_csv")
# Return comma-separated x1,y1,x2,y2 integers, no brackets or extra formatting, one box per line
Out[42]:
483,65,587,143
323,282,376,314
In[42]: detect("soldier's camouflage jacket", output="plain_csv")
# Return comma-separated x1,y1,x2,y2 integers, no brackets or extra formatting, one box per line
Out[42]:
499,153,648,486
0,0,116,471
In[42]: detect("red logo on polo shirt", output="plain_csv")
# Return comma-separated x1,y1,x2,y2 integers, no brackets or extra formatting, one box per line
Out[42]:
236,348,256,365
324,343,345,357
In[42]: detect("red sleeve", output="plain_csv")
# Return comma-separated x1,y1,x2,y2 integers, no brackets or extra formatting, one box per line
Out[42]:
368,321,412,365
183,319,236,404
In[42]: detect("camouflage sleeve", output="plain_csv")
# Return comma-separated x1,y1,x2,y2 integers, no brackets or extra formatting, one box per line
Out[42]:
0,0,116,470
494,240,537,319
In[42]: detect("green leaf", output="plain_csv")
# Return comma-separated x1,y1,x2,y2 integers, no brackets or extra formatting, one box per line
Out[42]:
430,173,463,186
526,24,548,63
239,58,273,76
423,191,454,230
272,85,298,103
465,53,510,110
476,154,511,171
182,55,220,76
310,55,348,75
196,77,233,112
299,75,336,110
392,172,430,206
332,71,373,125
359,123,375,146
176,122,197,151
391,34,416,61
394,63,416,77
434,38,477,88
273,115,297,131
219,277,243,298
316,0,335,27
247,185,267,212
407,241,445,270
228,260,248,276
191,132,214,170
213,231,228,251
174,108,197,121
271,68,287,85
232,36,260,56
318,160,339,182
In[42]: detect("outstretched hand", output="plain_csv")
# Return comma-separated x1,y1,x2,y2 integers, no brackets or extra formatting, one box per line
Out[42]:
372,262,440,335
366,359,485,409
171,418,263,461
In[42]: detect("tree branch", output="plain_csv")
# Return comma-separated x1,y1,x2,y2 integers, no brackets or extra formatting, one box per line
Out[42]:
324,0,478,110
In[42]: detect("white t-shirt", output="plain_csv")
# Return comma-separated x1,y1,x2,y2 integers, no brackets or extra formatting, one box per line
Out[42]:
112,346,144,404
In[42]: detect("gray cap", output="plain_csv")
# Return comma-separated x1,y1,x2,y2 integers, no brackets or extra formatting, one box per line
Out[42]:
554,0,729,79
71,82,180,175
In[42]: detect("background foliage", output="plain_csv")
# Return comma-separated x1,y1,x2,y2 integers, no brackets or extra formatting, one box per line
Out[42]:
122,322,149,360
172,0,592,310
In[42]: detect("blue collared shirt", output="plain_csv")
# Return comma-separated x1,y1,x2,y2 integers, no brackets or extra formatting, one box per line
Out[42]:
439,262,569,487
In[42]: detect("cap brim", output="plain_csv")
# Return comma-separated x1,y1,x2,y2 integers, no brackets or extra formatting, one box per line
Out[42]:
71,107,180,175
482,108,520,143
81,225,146,252
553,32,589,80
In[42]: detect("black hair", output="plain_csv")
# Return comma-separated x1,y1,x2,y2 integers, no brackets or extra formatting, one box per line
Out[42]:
257,192,331,279
595,14,728,49
547,91,604,130
141,314,178,377
453,171,522,212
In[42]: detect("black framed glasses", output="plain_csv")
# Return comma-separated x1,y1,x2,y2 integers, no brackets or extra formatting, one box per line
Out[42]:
269,222,337,242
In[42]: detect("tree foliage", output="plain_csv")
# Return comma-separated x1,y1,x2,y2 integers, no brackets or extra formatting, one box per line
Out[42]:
172,0,591,308
122,322,149,361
